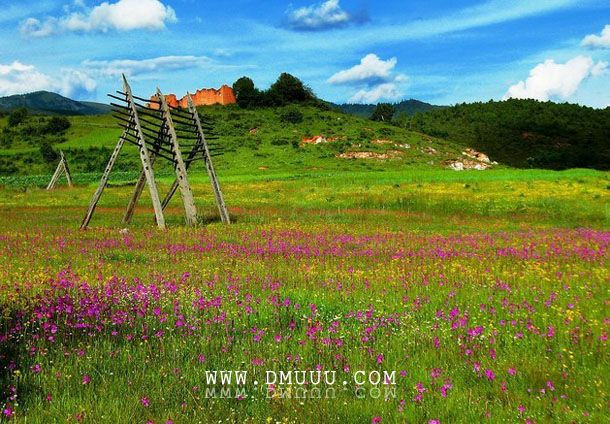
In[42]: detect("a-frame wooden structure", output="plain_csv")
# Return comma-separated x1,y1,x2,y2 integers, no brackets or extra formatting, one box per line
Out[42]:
47,150,73,190
80,75,230,229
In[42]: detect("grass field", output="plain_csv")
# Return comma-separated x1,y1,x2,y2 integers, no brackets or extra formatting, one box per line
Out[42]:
0,164,609,423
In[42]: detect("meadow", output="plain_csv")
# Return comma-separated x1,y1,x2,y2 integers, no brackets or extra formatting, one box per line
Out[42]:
0,165,609,423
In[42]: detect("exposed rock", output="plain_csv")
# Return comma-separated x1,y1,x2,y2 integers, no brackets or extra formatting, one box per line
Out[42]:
462,148,491,163
445,159,492,171
423,146,438,155
371,139,393,145
149,85,236,110
337,150,403,160
398,143,411,149
301,135,338,146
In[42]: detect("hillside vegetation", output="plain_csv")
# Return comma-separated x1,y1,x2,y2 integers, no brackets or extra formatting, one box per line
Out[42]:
0,104,464,177
399,99,610,170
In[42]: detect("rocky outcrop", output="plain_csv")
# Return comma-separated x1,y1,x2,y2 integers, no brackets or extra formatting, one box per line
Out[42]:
149,85,236,110
301,136,339,146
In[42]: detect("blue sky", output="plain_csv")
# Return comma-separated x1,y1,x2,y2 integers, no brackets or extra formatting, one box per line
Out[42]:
0,0,609,107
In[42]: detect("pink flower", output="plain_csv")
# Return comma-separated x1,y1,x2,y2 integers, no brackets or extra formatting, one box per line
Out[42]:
485,369,495,381
429,420,440,424
376,354,384,364
372,417,381,424
31,364,41,373
82,374,91,385
140,397,150,407
508,367,516,376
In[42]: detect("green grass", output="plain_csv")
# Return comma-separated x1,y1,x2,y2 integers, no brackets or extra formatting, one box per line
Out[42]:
0,107,609,423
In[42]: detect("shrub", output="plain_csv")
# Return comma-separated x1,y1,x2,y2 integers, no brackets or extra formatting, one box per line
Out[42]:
280,107,304,124
8,108,28,127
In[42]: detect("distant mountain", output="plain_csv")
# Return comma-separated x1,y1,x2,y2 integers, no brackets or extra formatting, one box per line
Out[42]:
336,99,443,118
0,91,111,115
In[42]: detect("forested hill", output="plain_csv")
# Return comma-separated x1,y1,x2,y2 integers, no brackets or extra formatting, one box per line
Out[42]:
403,99,610,170
338,99,441,118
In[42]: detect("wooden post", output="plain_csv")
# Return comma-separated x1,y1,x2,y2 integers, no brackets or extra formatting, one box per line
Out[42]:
188,94,231,224
157,88,198,226
47,151,72,190
80,130,128,229
122,75,166,230
62,151,73,187
122,131,164,224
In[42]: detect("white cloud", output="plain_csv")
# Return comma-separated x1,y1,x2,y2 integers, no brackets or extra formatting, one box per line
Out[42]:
287,0,364,31
504,56,607,101
0,61,96,98
82,55,213,78
19,17,57,37
582,24,610,49
329,54,408,104
328,54,397,85
21,0,177,37
349,81,405,104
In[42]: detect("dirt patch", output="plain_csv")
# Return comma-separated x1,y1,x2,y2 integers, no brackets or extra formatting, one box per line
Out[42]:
301,135,339,146
337,150,403,160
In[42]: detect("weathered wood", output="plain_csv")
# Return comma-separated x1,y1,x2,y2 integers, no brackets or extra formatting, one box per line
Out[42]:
157,88,198,226
122,75,166,230
80,130,128,229
187,94,231,224
61,151,73,187
47,151,72,190
122,131,164,224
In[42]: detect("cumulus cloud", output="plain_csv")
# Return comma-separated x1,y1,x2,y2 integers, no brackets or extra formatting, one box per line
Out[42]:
20,0,177,37
504,56,607,101
81,55,214,78
328,54,398,85
287,0,366,31
582,24,610,49
348,79,406,104
19,17,57,37
0,61,96,98
329,54,407,103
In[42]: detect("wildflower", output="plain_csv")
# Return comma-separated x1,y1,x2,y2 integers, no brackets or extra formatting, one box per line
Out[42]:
485,369,495,381
508,367,517,376
376,354,384,364
372,416,381,423
82,374,91,385
140,397,150,407
31,364,41,373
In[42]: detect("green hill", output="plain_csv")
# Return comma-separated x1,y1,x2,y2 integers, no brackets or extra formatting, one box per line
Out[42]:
337,99,442,118
404,99,610,170
0,91,111,115
0,103,466,177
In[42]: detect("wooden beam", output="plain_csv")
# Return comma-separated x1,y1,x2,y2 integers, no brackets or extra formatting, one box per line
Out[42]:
187,94,231,224
122,75,166,230
80,130,128,229
157,88,198,226
61,151,73,187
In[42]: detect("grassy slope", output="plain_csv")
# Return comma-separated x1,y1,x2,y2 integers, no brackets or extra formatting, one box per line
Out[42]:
0,105,464,176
